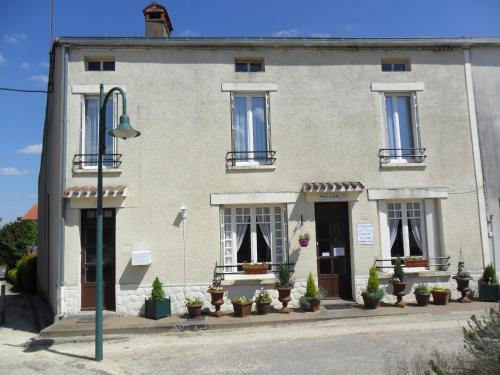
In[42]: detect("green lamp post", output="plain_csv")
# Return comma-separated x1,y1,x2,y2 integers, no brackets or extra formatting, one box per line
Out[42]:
95,84,140,361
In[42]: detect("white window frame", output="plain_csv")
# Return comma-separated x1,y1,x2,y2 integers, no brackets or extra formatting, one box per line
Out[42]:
231,92,271,166
383,92,420,163
386,200,427,258
220,205,286,270
80,94,117,169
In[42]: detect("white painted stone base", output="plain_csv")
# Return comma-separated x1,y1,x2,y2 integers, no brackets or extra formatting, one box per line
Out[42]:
354,273,482,304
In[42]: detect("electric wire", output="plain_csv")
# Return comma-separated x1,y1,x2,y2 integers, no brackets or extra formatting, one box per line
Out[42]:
0,87,48,93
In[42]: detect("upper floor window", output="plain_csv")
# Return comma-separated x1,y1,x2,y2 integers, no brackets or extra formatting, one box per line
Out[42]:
381,58,410,72
82,96,115,167
382,93,423,163
387,202,426,258
86,58,115,71
230,93,272,165
235,59,264,72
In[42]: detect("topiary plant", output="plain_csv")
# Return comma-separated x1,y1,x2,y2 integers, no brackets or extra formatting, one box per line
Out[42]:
365,265,384,300
150,277,165,301
392,257,405,283
275,264,295,288
481,264,498,285
305,272,318,298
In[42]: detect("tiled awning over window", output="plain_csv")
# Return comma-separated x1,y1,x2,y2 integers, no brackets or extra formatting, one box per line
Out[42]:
302,182,364,193
63,185,127,198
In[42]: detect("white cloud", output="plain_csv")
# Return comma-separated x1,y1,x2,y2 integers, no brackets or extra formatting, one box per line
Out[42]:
28,74,48,84
0,167,29,176
179,29,198,37
273,28,299,37
0,53,5,64
20,62,30,69
17,144,42,154
311,33,331,38
4,33,27,44
41,62,49,68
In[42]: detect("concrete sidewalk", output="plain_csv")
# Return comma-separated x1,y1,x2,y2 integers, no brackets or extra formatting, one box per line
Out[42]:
39,299,499,339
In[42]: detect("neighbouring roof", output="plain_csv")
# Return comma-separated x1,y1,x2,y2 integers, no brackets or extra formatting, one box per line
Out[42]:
63,185,127,198
54,36,500,49
22,205,38,221
302,182,365,193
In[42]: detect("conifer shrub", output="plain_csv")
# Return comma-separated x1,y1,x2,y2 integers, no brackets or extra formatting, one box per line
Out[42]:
305,272,318,297
392,257,405,283
150,277,165,301
480,264,498,285
365,265,384,300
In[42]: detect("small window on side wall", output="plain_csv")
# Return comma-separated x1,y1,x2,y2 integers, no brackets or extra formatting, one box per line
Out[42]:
235,59,264,72
86,58,115,72
381,58,410,72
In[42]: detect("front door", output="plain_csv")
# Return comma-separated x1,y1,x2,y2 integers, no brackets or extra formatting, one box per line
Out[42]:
315,202,352,299
81,209,116,311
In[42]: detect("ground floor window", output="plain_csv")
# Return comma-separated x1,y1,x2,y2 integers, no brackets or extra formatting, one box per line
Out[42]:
222,206,286,268
387,201,426,258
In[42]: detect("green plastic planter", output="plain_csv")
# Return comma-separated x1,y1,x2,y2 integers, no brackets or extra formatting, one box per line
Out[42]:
479,283,500,302
145,298,171,320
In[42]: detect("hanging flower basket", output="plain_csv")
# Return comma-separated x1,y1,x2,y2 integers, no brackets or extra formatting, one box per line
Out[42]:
299,233,311,248
242,262,268,275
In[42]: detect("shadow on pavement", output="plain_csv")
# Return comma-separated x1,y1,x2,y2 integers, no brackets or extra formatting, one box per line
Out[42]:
24,338,94,361
1,292,37,334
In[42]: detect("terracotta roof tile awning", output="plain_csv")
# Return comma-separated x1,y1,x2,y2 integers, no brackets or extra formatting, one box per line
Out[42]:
22,205,38,221
302,182,364,193
63,185,127,199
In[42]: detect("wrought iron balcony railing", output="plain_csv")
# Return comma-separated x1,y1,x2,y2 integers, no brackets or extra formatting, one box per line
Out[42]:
374,256,451,272
72,154,122,170
378,148,427,164
226,150,276,167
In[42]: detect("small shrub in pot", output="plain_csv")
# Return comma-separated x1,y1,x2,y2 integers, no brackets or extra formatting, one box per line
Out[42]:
299,272,324,312
185,297,204,318
414,284,431,306
276,265,294,313
361,266,384,309
145,277,171,320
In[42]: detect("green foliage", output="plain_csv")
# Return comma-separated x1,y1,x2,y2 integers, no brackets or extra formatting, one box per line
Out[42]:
255,288,271,303
185,298,203,306
6,268,18,287
0,219,37,268
305,272,318,297
275,264,294,288
16,255,36,293
231,296,252,304
481,264,498,285
150,277,165,301
299,233,310,240
392,257,405,283
365,289,384,300
367,266,380,294
414,283,430,295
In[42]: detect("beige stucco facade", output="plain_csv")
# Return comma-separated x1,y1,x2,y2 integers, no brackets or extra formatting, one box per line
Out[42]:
38,37,492,317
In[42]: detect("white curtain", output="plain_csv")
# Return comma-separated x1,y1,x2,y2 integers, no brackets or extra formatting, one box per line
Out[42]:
236,220,249,253
258,222,272,250
252,97,267,162
389,219,400,249
234,97,248,159
409,218,423,252
85,98,99,157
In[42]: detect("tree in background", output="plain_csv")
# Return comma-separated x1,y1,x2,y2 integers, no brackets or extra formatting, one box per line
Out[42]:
0,219,37,268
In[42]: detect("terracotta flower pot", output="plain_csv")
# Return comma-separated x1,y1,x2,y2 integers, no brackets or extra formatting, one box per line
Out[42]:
186,304,203,318
432,290,450,305
404,258,430,268
243,267,268,275
362,293,381,309
308,298,321,312
232,302,252,317
415,293,430,306
299,239,309,247
256,301,271,315
208,289,226,317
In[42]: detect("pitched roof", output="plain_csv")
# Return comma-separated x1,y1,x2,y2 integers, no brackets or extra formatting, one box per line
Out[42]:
22,205,38,221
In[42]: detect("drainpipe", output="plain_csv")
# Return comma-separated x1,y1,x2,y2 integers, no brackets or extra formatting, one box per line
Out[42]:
463,48,491,268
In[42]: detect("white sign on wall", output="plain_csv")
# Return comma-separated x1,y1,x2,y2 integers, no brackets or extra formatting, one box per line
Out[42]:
357,224,374,245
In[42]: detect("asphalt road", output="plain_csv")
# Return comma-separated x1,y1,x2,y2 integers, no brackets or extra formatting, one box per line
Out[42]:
0,306,485,375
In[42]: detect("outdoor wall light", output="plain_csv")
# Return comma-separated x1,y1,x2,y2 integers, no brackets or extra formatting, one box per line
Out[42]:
180,205,188,220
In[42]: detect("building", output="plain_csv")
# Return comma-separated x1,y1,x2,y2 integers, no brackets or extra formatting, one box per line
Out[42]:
38,3,493,318
21,205,38,221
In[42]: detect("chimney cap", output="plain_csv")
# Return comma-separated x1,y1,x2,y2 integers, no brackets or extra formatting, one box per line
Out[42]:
143,2,173,34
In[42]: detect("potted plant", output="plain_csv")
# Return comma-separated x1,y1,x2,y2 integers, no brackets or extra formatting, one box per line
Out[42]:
479,264,500,302
145,277,171,320
255,288,272,315
361,266,384,309
431,286,450,305
242,262,268,275
452,254,472,303
231,296,253,317
404,256,430,268
390,257,407,307
414,284,431,306
299,272,324,312
207,280,226,317
185,297,204,318
298,233,310,247
276,264,295,313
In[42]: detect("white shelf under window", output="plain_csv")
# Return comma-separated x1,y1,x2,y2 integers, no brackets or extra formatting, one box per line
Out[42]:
221,273,277,286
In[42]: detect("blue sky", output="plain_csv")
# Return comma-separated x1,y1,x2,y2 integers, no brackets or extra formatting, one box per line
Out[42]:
1,0,500,224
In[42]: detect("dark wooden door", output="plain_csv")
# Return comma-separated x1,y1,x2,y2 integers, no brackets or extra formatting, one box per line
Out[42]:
315,203,352,299
81,209,116,311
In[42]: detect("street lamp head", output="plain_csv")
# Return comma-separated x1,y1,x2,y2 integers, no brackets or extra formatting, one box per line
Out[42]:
109,114,141,140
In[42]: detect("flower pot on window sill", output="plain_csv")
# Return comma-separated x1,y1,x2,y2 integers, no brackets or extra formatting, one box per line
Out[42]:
243,267,268,275
299,239,309,247
232,302,253,317
404,258,430,268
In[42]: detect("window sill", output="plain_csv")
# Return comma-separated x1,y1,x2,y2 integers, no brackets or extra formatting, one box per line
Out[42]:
226,164,276,172
379,162,427,169
377,270,451,279
73,168,122,175
221,273,277,286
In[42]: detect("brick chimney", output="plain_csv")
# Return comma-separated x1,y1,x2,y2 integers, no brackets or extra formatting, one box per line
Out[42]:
143,2,173,37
